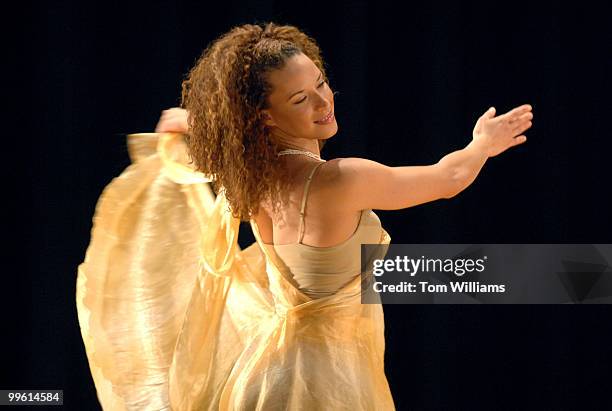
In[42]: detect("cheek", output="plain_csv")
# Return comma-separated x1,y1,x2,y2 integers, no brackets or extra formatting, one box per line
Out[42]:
274,110,298,125
287,106,313,125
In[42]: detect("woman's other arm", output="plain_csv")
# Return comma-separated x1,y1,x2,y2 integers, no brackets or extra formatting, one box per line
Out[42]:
155,107,189,133
332,104,533,211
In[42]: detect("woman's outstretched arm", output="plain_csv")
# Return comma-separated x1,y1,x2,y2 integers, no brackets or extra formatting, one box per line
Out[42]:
331,104,534,211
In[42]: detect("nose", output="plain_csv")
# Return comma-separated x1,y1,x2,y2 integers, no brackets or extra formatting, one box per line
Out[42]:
315,95,331,113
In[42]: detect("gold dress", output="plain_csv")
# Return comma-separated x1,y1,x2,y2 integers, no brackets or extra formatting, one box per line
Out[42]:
76,132,394,410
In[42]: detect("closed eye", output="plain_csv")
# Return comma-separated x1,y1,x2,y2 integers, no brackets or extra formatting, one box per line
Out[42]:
295,81,326,104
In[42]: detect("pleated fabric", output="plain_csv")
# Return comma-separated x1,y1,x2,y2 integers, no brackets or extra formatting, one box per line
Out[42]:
76,132,395,410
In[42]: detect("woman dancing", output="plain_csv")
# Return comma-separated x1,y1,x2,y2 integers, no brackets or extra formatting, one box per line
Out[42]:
77,22,533,410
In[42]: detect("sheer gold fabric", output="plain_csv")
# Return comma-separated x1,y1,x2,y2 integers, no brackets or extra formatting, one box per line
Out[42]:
76,132,395,410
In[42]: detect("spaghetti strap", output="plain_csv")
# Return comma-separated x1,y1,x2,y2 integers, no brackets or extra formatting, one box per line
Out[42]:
297,161,326,243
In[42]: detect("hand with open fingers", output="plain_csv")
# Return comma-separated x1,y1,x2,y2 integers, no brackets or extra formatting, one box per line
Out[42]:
472,104,533,157
154,107,190,134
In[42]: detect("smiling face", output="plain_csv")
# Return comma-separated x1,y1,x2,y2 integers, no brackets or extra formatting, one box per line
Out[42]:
261,52,338,147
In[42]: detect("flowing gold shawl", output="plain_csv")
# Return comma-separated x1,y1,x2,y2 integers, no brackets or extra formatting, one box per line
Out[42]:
76,133,394,410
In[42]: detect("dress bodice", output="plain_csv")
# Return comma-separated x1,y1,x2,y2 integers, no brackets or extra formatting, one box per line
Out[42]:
255,161,390,299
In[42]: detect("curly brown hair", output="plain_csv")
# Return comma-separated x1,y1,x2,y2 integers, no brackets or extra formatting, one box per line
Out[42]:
180,22,330,222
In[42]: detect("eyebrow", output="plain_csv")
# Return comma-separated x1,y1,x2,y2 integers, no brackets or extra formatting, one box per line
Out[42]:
286,72,323,102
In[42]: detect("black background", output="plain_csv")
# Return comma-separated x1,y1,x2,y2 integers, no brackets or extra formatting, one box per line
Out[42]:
7,1,612,409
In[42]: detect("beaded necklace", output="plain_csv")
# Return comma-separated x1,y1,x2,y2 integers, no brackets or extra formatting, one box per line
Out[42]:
276,148,326,162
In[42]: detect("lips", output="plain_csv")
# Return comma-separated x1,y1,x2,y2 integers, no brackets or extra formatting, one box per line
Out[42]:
315,109,334,123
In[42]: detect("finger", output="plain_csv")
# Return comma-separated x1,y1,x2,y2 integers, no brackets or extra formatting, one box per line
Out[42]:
512,120,533,134
480,106,496,120
510,116,533,132
509,111,533,124
501,114,530,129
512,135,527,147
499,104,531,121
511,104,532,114
507,104,533,119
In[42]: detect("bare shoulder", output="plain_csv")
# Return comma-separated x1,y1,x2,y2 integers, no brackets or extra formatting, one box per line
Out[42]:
315,157,391,212
319,157,391,182
318,156,454,211
252,200,274,243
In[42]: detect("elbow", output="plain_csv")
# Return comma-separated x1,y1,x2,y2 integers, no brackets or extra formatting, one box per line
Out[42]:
447,176,465,198
443,184,461,199
439,165,466,199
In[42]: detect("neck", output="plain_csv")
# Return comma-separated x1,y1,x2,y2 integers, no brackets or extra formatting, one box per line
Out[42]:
270,130,320,156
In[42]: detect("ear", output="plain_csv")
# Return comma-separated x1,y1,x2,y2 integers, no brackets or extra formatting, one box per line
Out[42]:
261,110,277,128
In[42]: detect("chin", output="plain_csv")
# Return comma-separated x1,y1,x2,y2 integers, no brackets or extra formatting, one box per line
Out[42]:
316,123,339,140
327,123,339,138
